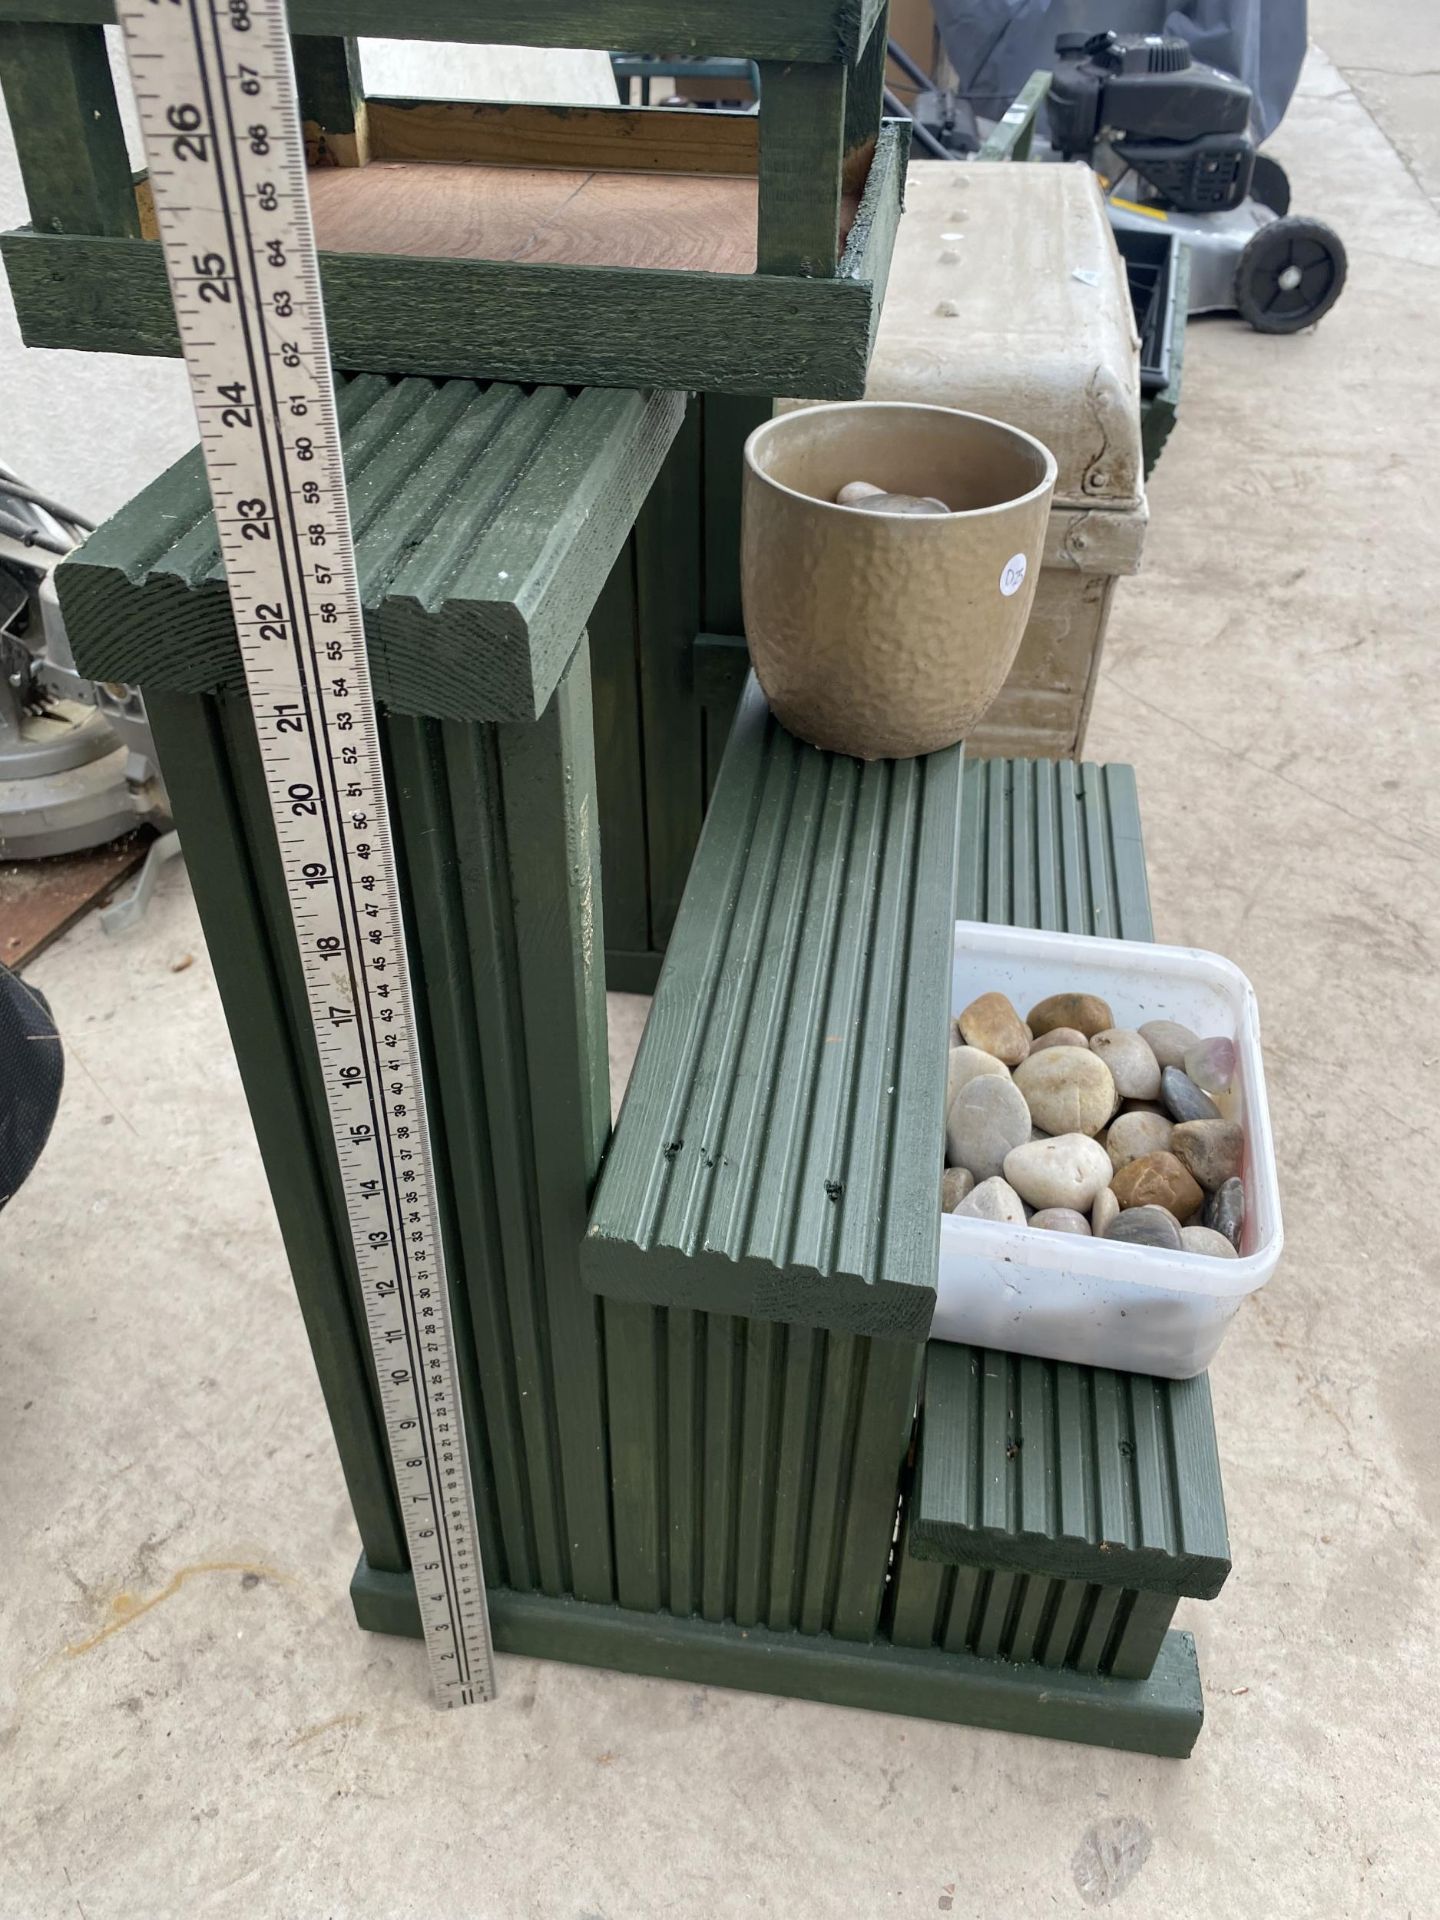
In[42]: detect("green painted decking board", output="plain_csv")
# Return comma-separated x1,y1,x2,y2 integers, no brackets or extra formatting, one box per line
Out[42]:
887,1501,1180,1681
582,675,962,1343
2,122,910,399
957,753,1153,939
0,0,888,64
911,1345,1231,1599
58,373,683,723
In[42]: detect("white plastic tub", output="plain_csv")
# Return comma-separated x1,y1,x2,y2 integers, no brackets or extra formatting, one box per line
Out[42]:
934,921,1283,1378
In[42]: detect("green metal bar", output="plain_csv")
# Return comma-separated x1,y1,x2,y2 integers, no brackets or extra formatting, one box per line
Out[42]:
974,68,1052,163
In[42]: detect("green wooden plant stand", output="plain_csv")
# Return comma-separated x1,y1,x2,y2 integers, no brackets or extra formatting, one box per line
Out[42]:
6,0,1238,1758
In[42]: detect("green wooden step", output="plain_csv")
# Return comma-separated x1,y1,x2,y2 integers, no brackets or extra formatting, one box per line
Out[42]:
911,1345,1231,1599
57,373,684,722
581,674,963,1343
878,757,1229,1687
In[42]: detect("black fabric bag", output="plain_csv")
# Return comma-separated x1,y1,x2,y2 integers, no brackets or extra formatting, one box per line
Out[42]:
0,965,63,1210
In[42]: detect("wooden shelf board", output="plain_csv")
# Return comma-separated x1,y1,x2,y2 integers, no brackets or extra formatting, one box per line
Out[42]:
307,160,860,278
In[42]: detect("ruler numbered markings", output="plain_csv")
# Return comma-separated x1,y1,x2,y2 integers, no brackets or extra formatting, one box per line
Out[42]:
118,0,495,1706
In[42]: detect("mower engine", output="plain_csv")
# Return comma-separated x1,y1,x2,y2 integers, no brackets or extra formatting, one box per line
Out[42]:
1047,30,1254,213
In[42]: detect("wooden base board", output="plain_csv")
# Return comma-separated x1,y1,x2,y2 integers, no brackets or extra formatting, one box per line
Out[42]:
308,160,859,278
0,832,148,967
350,1558,1205,1757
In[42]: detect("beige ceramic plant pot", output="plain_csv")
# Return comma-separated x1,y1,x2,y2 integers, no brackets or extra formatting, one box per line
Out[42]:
742,402,1057,759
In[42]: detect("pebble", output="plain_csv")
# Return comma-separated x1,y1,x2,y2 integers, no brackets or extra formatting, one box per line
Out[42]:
1030,1025,1089,1055
1031,1208,1092,1235
1110,1150,1204,1220
1161,1066,1221,1124
947,1044,1010,1113
1013,1046,1116,1137
1091,1185,1119,1236
1170,1118,1244,1193
953,1176,1027,1225
1184,1036,1236,1096
1089,1028,1161,1101
1138,1019,1199,1071
1103,1109,1173,1173
1205,1176,1246,1250
945,1073,1033,1181
836,480,886,504
1027,991,1114,1040
957,990,1031,1067
941,1166,975,1212
1104,1204,1183,1250
1002,1133,1113,1211
841,487,951,515
1181,1225,1238,1260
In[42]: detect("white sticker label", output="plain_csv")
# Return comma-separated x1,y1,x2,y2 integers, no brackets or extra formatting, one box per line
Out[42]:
1000,553,1028,597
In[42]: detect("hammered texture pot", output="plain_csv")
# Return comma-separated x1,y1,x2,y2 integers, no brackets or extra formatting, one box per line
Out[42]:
742,403,1057,759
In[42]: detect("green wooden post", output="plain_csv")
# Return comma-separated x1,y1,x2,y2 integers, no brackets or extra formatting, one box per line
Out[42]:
588,551,652,972
0,21,139,235
633,399,704,951
841,0,890,184
291,34,368,166
144,692,412,1578
756,59,847,276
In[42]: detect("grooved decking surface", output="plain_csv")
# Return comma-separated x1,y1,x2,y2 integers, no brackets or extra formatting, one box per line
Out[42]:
57,372,683,720
912,1345,1232,1599
582,675,963,1341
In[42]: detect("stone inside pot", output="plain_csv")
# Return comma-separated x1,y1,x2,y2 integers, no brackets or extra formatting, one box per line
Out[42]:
940,986,1246,1258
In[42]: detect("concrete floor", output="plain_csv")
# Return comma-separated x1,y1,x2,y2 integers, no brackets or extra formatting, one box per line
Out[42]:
3,31,1438,1920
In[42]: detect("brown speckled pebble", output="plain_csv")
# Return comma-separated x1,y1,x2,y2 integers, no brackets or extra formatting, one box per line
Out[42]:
941,1166,975,1212
957,990,1031,1067
1027,991,1114,1040
1110,1150,1204,1219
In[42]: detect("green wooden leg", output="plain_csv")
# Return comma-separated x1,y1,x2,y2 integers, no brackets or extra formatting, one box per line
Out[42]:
841,0,890,184
291,34,368,166
634,400,703,951
0,21,139,236
146,693,407,1575
756,60,847,276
